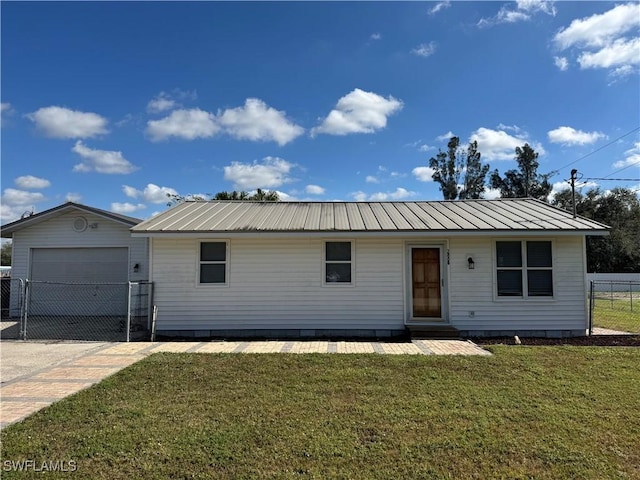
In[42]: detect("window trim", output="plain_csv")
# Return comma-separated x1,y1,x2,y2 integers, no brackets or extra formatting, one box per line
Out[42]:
197,240,230,287
493,239,555,300
322,240,355,287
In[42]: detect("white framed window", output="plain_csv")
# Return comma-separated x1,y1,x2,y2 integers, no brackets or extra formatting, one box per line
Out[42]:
495,240,553,297
324,241,353,285
199,241,228,285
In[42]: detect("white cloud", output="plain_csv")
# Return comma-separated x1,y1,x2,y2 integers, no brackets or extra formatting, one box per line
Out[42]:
72,141,137,174
613,142,640,169
553,56,569,71
365,175,379,184
553,4,640,79
436,131,455,142
146,108,219,141
14,175,50,189
311,88,403,136
577,37,640,69
412,166,436,182
547,126,606,146
26,106,109,139
123,183,178,203
2,188,45,206
218,98,304,146
483,187,502,200
223,156,296,190
496,124,522,134
1,103,15,126
429,1,450,15
370,33,381,40
110,202,146,214
65,193,82,203
147,92,177,114
1,188,46,222
478,0,555,28
548,180,599,202
554,3,639,50
411,42,437,58
353,187,416,201
470,127,545,161
418,144,435,152
305,184,325,195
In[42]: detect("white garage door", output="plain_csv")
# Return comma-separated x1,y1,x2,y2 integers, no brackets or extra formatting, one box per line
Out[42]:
30,248,129,283
28,248,129,318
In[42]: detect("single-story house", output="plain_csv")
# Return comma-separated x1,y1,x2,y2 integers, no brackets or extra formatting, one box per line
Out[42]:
1,202,148,317
131,198,609,338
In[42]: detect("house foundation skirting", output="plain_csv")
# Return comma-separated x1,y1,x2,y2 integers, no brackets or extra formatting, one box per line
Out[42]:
460,329,588,338
156,328,408,340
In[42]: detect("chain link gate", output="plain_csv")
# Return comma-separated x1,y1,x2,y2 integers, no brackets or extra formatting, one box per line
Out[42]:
589,280,640,334
1,277,25,339
20,280,153,342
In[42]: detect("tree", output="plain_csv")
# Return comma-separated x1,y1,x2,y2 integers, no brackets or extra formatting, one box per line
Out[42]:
489,143,552,201
1,242,11,266
167,189,280,206
429,137,490,200
429,137,461,200
459,140,490,200
552,187,640,272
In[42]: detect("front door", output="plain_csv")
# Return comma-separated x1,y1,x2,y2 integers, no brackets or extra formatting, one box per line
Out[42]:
411,248,442,318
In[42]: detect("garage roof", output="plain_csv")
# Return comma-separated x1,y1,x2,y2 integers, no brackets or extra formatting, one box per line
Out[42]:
1,202,142,238
131,198,609,235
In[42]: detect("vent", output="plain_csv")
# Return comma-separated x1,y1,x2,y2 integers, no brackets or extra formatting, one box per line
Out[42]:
73,217,88,232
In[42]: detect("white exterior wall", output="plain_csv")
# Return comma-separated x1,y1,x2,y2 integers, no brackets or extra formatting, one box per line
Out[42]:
152,237,405,331
151,234,588,334
448,236,588,333
9,210,148,315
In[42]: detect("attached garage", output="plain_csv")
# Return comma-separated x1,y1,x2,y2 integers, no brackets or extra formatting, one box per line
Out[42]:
1,202,149,318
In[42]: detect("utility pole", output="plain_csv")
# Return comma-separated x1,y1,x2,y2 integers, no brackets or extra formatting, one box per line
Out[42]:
570,169,578,218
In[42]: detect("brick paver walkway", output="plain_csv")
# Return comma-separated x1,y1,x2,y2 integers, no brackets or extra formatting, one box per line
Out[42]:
0,339,489,428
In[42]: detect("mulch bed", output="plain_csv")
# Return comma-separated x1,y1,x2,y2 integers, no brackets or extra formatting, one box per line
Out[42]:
468,335,640,347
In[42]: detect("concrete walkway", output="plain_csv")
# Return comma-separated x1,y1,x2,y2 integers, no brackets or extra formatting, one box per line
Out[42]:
0,339,490,429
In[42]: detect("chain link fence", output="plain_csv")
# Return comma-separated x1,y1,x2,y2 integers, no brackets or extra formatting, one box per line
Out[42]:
1,277,25,339
589,281,640,334
1,280,153,342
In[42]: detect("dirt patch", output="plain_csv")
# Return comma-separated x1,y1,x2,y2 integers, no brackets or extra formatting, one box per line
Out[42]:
468,335,640,347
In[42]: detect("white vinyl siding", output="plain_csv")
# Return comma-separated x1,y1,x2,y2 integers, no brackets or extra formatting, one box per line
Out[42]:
448,236,587,332
8,210,148,316
149,234,588,334
152,237,404,331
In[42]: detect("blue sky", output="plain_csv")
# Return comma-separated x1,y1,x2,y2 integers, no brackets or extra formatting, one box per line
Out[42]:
2,1,639,222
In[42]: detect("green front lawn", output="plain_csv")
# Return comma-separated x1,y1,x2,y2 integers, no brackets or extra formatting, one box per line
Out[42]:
593,297,640,332
2,348,640,479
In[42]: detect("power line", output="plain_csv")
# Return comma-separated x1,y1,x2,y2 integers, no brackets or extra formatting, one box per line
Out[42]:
584,178,640,181
549,126,640,177
602,159,640,178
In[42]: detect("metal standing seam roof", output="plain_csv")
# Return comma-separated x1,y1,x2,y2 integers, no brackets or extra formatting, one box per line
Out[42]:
130,198,610,234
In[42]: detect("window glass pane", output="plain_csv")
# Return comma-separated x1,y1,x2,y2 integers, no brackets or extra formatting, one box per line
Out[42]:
201,242,226,262
200,264,226,284
326,263,351,283
527,241,552,267
528,270,553,296
326,242,351,261
497,270,523,296
496,241,522,267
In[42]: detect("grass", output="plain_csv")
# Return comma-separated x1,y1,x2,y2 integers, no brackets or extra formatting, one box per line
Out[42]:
2,348,640,479
593,297,640,332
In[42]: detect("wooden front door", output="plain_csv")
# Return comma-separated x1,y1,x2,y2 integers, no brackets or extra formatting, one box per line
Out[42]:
411,248,442,318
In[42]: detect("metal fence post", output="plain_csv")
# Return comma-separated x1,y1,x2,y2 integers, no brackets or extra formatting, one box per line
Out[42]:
588,280,594,336
630,283,634,312
22,279,30,341
126,281,132,343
